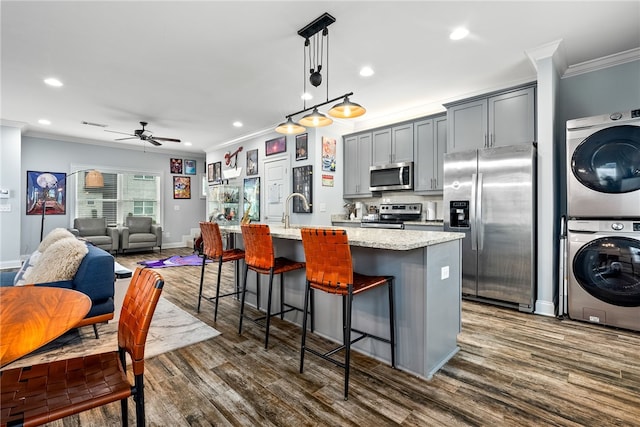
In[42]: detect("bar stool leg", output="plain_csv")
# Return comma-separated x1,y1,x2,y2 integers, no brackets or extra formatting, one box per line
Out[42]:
238,263,250,334
264,268,275,349
344,288,354,400
197,254,207,313
213,258,224,321
388,278,396,368
299,280,311,373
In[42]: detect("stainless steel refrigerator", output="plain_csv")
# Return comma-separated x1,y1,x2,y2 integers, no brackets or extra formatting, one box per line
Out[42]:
443,144,536,312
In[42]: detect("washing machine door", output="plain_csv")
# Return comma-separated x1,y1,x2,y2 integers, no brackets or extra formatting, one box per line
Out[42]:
573,236,640,307
571,125,640,194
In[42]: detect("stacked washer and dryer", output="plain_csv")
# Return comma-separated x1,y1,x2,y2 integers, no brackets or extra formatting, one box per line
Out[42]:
566,108,640,332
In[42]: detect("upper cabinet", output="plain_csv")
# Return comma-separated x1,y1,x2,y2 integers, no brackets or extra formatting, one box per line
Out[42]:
372,123,414,166
414,114,447,193
446,85,536,153
343,132,372,198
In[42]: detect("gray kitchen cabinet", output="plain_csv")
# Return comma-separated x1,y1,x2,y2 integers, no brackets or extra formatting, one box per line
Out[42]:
372,123,414,166
343,132,372,198
414,114,447,193
446,85,535,153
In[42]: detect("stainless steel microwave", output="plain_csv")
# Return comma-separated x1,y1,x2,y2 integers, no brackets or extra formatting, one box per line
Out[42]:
369,161,413,191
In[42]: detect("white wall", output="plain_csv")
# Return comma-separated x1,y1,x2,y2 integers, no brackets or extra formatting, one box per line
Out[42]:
18,136,206,256
0,125,23,268
206,123,350,227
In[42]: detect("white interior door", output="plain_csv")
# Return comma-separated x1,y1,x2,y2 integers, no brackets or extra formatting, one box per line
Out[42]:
263,157,289,225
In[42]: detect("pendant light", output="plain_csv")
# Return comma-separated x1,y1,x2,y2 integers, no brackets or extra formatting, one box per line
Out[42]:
84,170,104,188
328,96,366,119
275,117,306,135
275,13,365,135
299,108,333,127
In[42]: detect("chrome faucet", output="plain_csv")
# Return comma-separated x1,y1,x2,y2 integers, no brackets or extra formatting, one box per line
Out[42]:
283,192,309,229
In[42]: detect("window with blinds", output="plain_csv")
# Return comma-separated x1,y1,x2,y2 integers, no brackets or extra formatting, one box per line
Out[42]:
75,171,161,226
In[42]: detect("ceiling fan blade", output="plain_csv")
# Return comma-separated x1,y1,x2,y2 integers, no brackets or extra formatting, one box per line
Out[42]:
105,129,135,136
115,137,138,141
147,138,163,147
152,137,181,143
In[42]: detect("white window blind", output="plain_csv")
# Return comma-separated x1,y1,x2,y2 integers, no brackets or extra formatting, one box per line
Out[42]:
75,171,161,226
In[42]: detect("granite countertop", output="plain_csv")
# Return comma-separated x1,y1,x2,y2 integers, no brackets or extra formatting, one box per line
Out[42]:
220,224,463,251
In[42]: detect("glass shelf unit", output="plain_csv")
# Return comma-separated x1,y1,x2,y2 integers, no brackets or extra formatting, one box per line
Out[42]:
207,184,240,225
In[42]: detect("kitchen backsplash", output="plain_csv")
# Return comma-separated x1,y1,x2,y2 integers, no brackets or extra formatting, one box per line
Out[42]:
342,193,444,221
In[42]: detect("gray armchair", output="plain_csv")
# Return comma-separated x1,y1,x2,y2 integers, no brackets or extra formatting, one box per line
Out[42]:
120,216,162,253
70,218,119,253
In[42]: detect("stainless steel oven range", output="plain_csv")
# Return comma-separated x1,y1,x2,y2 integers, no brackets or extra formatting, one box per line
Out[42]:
360,203,421,229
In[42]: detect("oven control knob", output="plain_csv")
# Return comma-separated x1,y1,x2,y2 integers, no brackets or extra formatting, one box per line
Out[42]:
610,112,623,121
611,222,624,231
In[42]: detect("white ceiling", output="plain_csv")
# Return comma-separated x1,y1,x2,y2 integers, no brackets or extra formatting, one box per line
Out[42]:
2,1,639,155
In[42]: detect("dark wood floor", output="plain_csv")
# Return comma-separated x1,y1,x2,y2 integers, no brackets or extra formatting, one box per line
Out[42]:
46,247,640,426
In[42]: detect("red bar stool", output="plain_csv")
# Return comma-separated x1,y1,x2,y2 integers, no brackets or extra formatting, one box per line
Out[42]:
197,222,246,321
299,227,396,400
239,223,306,349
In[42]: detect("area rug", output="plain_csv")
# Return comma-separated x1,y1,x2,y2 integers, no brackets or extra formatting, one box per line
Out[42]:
2,289,220,370
138,253,209,268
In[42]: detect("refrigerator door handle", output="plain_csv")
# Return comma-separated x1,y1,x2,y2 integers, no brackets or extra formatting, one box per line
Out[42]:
470,173,478,250
477,172,484,251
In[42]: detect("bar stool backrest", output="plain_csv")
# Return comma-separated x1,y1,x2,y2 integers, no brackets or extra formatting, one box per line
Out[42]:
199,221,224,259
300,228,354,295
241,224,275,270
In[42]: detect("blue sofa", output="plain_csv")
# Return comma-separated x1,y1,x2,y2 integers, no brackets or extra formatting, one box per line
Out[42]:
1,243,116,336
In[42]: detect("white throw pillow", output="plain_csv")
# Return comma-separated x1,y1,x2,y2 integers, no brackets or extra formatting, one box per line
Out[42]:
24,237,88,284
13,250,41,286
38,228,75,252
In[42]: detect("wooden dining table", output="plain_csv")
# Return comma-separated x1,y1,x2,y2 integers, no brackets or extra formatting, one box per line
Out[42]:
0,286,91,367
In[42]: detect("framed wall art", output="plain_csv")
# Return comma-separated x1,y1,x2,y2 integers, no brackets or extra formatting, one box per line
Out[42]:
295,133,308,161
170,158,183,174
265,136,286,156
173,176,191,199
213,161,222,183
321,136,336,172
26,171,66,215
246,149,258,175
292,165,312,213
207,163,215,182
243,176,260,222
184,159,196,175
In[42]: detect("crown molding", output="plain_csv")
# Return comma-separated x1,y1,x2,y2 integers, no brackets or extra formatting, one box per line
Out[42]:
563,47,640,78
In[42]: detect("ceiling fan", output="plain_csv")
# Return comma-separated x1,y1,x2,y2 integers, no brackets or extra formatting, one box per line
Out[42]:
105,121,181,146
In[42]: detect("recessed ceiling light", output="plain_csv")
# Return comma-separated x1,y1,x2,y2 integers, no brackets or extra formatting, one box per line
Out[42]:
450,27,469,41
301,92,313,101
184,141,193,146
44,78,63,87
233,121,243,128
38,119,51,125
360,66,374,77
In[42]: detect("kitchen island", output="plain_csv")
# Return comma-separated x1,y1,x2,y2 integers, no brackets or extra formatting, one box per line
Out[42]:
220,225,464,380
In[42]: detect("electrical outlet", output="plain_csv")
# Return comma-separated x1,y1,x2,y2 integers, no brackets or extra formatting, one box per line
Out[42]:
441,266,449,280
174,205,180,211
0,204,11,212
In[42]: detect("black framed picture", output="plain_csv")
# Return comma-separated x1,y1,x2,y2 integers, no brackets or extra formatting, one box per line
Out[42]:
295,133,308,161
26,171,66,215
184,159,196,175
243,176,260,222
265,136,286,156
246,149,258,175
173,176,191,199
213,161,222,183
207,163,215,182
170,158,183,174
292,165,312,213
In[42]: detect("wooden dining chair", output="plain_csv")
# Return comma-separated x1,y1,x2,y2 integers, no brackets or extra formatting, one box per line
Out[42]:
238,223,306,349
299,227,396,400
0,267,164,427
197,221,245,321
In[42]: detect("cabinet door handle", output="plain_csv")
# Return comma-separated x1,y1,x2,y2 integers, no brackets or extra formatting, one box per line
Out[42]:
484,134,487,148
490,133,494,147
